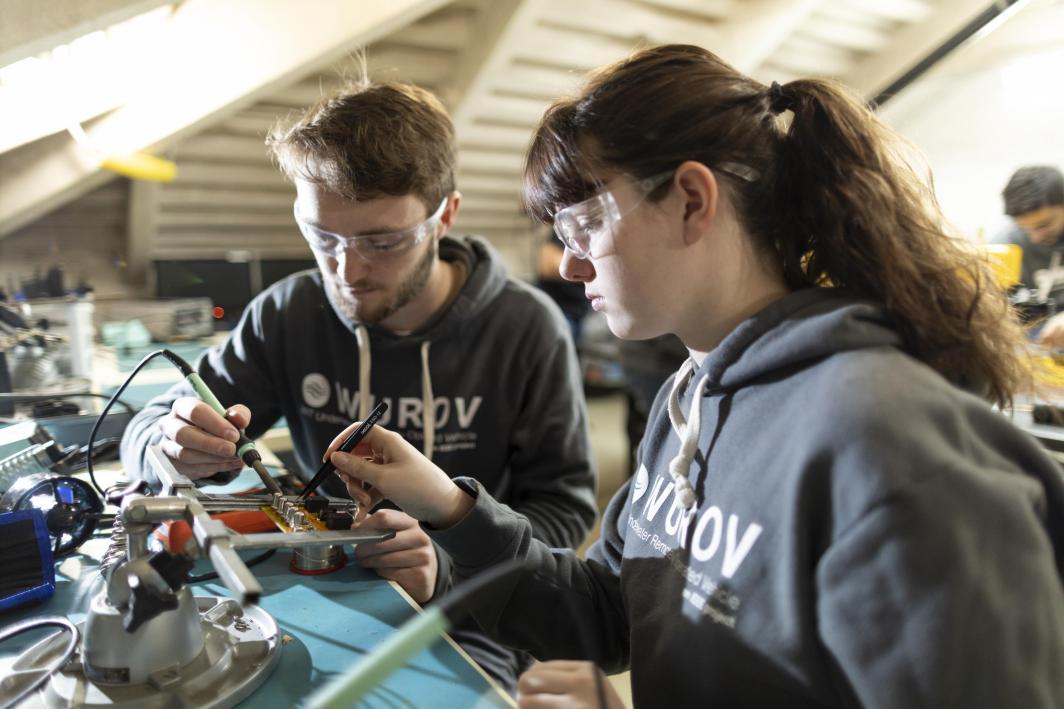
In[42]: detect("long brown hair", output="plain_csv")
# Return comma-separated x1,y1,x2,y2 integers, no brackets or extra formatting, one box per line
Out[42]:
524,44,1028,407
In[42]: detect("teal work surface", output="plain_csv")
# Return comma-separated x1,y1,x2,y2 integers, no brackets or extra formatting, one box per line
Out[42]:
205,553,512,708
1,551,512,708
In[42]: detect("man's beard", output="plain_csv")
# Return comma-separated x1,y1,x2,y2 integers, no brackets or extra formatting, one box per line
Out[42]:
327,239,437,325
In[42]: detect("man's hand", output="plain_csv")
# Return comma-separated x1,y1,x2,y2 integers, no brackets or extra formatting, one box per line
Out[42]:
517,661,625,709
354,509,438,604
158,398,250,480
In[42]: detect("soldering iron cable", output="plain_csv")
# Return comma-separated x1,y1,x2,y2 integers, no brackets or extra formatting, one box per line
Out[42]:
86,348,280,496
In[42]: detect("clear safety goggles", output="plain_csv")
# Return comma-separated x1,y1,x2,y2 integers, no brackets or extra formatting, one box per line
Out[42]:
294,197,447,260
551,163,758,259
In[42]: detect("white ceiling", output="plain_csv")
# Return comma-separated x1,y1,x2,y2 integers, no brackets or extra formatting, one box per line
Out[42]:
0,0,999,246
373,0,996,238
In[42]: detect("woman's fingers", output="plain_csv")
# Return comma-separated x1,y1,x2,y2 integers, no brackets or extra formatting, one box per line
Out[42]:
328,426,473,528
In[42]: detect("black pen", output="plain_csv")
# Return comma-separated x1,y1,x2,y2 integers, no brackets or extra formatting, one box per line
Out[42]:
299,401,388,500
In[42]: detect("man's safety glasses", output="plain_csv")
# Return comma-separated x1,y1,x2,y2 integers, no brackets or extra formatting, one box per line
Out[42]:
294,198,447,260
551,163,758,259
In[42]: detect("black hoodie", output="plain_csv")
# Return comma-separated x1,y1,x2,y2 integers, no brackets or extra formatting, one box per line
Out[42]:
120,235,598,689
430,288,1064,708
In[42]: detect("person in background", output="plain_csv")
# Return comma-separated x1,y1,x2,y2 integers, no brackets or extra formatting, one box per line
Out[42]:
992,166,1064,347
326,45,1063,708
119,79,597,693
993,165,1064,291
535,230,590,344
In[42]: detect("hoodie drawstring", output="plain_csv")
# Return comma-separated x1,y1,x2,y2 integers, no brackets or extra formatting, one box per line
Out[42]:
667,358,709,509
353,324,435,461
420,340,435,460
355,324,373,420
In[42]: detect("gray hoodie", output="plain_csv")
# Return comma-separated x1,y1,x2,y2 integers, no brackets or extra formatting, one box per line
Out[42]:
431,287,1064,708
120,235,598,689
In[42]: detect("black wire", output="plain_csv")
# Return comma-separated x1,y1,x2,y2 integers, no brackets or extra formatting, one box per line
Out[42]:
58,437,121,473
86,349,185,496
0,391,138,415
86,347,269,576
79,437,121,460
186,548,277,583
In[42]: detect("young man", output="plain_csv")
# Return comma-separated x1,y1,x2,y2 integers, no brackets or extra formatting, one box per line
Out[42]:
992,165,1064,292
119,80,597,692
991,165,1064,346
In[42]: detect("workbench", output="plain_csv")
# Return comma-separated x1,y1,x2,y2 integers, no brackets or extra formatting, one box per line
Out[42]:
0,464,514,708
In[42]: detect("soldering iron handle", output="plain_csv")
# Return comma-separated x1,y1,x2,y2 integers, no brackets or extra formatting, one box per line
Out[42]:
187,372,258,460
188,372,227,416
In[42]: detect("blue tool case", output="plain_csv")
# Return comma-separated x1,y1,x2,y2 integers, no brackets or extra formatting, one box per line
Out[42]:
0,509,56,612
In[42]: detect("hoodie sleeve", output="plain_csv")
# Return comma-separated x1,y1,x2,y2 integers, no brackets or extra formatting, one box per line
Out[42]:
119,295,284,488
429,477,630,671
814,409,1064,709
502,303,598,548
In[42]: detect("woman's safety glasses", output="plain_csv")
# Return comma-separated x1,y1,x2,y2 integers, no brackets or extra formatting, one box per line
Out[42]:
551,163,758,259
552,172,674,260
294,198,447,260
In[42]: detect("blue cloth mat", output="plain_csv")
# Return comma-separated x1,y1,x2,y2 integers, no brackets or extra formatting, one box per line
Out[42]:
204,554,511,708
1,550,510,708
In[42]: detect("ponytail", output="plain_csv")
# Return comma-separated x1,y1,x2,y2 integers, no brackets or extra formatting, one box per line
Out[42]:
761,79,1027,406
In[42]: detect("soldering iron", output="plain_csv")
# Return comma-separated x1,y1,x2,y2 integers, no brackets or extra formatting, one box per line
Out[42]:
159,349,282,495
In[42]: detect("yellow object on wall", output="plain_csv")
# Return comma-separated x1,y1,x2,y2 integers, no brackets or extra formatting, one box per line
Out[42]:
99,152,177,182
984,243,1023,289
67,123,177,183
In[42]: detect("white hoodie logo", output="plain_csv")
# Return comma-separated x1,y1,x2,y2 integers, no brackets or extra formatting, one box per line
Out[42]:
302,373,331,408
638,475,763,580
632,464,649,503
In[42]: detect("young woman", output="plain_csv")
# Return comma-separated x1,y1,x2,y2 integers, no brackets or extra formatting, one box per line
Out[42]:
327,45,1064,708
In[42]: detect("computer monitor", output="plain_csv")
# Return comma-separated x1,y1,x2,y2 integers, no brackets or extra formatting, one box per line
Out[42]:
154,260,253,328
154,258,317,328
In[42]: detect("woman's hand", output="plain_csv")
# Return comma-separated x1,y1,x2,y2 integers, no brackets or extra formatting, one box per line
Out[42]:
326,424,474,528
354,509,438,603
517,661,626,709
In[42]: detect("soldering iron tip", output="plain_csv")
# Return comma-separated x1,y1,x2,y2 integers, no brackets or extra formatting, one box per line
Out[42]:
252,460,283,495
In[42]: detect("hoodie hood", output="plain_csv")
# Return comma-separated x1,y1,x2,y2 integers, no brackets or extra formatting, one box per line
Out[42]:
701,288,903,393
666,288,904,507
